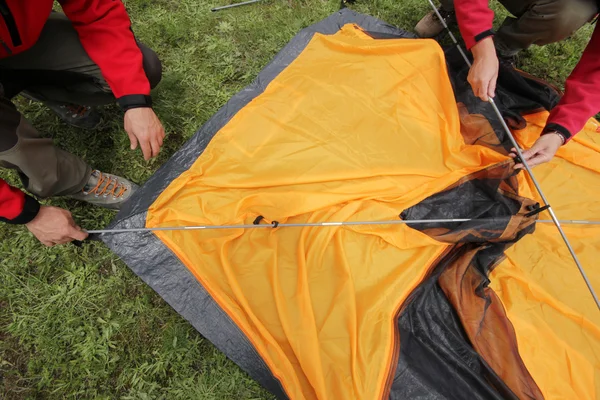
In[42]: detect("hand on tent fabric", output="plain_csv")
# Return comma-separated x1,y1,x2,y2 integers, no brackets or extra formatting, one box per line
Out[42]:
25,206,88,246
469,37,499,102
124,108,165,161
511,133,563,169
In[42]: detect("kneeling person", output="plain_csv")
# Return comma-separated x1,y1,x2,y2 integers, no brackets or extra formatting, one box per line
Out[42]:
0,0,165,245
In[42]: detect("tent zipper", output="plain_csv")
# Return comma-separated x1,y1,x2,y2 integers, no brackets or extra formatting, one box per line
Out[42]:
0,0,20,48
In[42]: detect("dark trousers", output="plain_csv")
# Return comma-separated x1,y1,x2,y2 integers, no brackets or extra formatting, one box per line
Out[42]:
442,0,599,55
0,12,161,198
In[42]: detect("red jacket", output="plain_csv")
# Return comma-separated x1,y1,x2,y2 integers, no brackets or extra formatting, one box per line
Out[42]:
454,0,600,142
0,180,39,224
0,0,149,224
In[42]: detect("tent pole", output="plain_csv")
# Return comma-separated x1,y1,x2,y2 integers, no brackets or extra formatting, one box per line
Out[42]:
211,0,262,12
425,0,600,310
86,218,600,234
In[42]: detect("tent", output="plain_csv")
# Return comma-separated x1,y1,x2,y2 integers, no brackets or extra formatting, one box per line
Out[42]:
101,9,600,399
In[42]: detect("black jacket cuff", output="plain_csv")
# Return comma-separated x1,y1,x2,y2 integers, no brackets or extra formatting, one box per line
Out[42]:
1,194,40,225
542,123,572,143
474,29,495,43
117,94,153,112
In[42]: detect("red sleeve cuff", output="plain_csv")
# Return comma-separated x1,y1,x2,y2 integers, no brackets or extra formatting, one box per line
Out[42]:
464,29,495,50
0,193,40,225
116,94,153,111
454,0,495,49
474,30,495,45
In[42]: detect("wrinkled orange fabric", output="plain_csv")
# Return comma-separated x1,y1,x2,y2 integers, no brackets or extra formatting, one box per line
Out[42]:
146,24,600,399
146,25,507,399
492,112,600,400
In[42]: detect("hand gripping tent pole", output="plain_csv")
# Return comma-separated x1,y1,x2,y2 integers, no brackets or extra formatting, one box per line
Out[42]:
426,0,600,310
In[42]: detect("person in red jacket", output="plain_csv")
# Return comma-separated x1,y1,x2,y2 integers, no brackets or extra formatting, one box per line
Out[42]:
415,0,600,169
0,1,165,245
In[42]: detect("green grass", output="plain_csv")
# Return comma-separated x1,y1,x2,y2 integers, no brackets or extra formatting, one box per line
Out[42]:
0,0,594,398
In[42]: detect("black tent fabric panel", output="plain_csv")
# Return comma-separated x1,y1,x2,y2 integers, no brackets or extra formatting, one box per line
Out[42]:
391,245,519,400
395,163,541,400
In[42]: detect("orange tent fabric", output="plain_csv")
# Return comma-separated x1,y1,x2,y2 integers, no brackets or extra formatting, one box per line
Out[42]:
144,24,600,399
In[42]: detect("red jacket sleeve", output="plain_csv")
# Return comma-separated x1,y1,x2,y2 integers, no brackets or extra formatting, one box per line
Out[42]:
544,22,600,141
0,179,40,224
454,0,495,50
58,0,150,99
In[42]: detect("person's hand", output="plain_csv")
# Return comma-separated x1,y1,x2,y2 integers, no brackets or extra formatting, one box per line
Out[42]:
124,107,165,160
510,133,564,169
25,206,88,246
468,37,499,102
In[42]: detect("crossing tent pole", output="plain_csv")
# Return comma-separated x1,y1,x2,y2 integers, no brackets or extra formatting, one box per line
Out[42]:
86,219,600,235
426,0,600,310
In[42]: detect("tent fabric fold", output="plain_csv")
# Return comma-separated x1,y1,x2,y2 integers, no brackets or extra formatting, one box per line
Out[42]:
102,9,600,400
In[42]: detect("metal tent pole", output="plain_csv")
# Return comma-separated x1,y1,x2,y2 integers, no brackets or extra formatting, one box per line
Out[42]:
211,0,263,12
426,0,600,310
86,218,600,235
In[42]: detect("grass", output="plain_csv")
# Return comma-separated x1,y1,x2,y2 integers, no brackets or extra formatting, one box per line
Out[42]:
0,0,594,398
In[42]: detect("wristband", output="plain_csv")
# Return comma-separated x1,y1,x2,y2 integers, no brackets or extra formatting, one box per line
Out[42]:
550,131,565,144
541,123,571,144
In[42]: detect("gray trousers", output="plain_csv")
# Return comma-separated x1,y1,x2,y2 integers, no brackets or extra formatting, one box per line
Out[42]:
441,0,599,55
0,12,161,198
